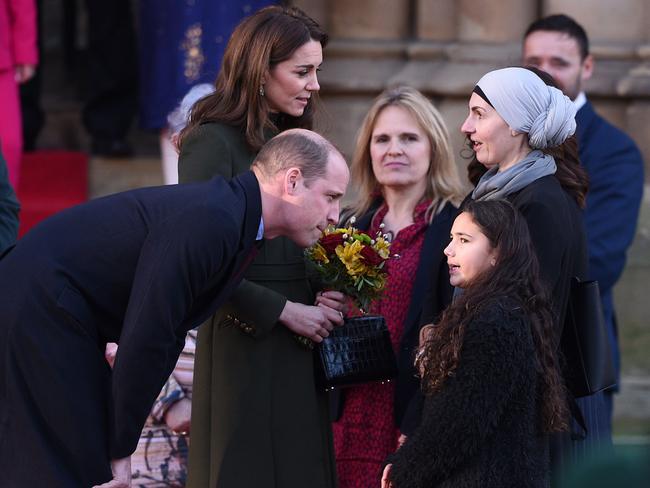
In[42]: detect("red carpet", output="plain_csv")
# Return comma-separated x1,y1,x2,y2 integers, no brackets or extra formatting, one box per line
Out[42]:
17,150,89,237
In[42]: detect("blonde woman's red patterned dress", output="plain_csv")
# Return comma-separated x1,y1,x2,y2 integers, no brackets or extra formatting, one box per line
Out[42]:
333,199,431,488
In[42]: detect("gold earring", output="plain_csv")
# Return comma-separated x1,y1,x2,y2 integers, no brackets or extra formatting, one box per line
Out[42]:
259,85,265,97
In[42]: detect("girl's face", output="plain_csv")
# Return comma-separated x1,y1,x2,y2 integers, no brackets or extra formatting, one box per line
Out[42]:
369,105,431,195
460,93,525,172
264,39,322,117
444,211,497,288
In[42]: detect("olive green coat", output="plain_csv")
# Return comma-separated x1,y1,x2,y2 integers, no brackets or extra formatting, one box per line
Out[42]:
180,122,337,488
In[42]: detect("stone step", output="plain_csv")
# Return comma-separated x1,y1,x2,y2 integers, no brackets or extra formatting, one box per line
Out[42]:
614,375,650,420
89,156,163,198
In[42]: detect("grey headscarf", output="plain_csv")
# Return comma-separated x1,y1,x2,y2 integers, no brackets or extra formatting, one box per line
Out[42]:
476,67,576,149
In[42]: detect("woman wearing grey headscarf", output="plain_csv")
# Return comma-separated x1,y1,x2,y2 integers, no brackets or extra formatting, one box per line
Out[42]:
462,67,607,474
462,66,587,336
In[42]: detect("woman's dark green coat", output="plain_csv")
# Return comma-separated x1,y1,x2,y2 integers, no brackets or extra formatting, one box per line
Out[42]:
180,122,337,488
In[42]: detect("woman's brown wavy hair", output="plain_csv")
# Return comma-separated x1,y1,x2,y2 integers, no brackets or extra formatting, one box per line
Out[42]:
465,67,589,208
416,200,569,433
178,5,328,152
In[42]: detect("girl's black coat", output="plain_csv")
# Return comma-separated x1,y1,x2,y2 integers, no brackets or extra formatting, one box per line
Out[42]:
388,299,549,488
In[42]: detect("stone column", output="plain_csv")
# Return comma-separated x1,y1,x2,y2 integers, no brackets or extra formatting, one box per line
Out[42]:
416,0,457,41
457,0,537,42
328,0,411,40
543,0,648,42
626,101,650,180
291,0,328,30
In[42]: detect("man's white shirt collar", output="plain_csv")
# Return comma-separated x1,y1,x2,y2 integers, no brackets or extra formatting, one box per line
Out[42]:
573,91,587,111
256,217,264,241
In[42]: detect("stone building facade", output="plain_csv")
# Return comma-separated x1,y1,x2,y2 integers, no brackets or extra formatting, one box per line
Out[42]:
293,0,650,426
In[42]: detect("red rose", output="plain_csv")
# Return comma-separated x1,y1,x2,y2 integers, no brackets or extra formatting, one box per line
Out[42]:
320,233,344,253
360,245,383,266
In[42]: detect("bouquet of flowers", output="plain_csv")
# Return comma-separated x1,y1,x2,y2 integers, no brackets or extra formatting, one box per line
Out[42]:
305,217,392,312
306,219,398,389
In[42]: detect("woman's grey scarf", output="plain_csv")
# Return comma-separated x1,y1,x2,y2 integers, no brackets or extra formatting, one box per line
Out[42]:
472,150,556,201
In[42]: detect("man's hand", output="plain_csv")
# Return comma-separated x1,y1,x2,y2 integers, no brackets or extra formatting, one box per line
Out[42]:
92,456,131,488
278,300,344,342
164,397,192,433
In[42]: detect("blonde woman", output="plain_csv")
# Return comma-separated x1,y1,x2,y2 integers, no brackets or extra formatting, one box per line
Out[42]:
330,86,465,488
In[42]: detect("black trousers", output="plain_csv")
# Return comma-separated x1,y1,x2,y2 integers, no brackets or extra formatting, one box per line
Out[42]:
81,0,138,141
19,0,44,150
0,306,113,487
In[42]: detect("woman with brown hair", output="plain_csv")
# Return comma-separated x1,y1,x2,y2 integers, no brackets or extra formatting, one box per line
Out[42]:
382,199,568,487
331,85,465,487
177,6,344,488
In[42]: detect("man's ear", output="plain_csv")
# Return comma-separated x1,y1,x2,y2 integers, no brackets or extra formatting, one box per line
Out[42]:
581,54,594,82
284,167,302,195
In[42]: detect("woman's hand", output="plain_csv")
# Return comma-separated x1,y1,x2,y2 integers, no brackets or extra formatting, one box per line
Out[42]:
164,397,192,433
15,64,36,84
381,463,394,488
279,300,344,342
314,290,350,319
92,456,131,488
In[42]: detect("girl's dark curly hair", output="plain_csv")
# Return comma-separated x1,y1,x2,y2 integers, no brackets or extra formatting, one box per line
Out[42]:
416,200,569,432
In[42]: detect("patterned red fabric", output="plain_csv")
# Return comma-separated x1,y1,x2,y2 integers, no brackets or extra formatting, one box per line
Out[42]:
333,199,430,488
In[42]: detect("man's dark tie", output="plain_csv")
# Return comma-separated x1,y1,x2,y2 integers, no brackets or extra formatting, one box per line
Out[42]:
231,243,261,283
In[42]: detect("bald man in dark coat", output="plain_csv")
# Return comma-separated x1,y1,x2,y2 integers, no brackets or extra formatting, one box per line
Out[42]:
0,129,349,488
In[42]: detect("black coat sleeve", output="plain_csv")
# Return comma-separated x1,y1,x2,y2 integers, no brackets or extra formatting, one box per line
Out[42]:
387,305,532,487
110,206,239,458
178,125,287,338
517,199,565,293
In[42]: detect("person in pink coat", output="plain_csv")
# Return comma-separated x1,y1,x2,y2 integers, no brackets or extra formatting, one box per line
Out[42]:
0,0,38,189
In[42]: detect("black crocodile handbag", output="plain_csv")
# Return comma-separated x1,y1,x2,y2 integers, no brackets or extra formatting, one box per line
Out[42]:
316,314,398,390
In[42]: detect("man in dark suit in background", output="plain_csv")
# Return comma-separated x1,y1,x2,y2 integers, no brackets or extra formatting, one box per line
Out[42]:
0,129,349,488
523,13,645,447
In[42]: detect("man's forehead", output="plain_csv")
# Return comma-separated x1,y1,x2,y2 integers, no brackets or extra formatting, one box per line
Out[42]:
524,30,582,57
323,154,349,189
